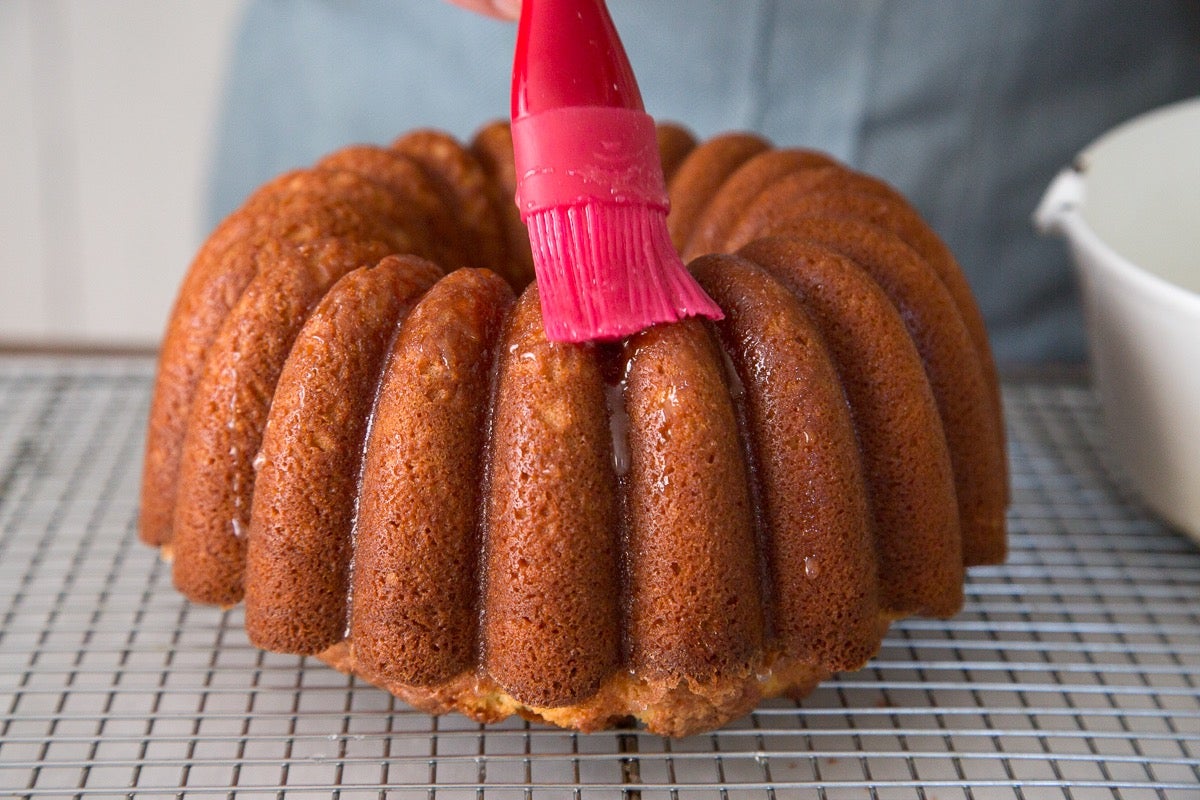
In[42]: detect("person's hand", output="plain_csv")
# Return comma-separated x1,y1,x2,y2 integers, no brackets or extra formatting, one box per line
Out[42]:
445,0,520,21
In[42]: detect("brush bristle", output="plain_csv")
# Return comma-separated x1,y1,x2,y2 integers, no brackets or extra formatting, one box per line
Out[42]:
526,201,724,343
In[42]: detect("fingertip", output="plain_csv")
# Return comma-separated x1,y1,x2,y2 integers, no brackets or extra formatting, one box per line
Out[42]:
491,0,520,21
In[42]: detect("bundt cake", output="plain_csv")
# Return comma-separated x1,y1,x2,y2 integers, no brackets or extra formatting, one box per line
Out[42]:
140,121,1007,737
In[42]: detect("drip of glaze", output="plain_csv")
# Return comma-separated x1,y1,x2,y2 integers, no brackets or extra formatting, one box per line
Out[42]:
719,345,746,402
343,319,405,642
227,351,246,539
604,379,631,478
804,556,821,580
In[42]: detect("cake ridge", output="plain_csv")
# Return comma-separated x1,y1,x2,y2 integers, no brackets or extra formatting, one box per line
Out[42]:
766,217,1006,567
709,319,778,649
735,235,965,617
244,254,442,655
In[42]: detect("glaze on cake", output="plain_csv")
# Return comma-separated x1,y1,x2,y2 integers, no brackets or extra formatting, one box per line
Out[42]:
140,123,1007,736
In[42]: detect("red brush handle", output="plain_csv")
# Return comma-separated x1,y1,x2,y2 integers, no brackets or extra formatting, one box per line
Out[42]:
511,106,666,215
511,0,663,216
509,0,722,343
511,0,644,118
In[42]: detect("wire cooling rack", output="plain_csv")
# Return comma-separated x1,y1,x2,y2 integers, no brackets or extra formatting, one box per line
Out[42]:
0,355,1196,799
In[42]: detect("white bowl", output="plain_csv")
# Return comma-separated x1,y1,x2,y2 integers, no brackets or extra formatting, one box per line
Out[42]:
1036,97,1200,545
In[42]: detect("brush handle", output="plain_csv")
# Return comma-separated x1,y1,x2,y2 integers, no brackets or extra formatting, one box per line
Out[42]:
511,0,643,118
511,0,662,218
509,0,723,342
512,106,666,216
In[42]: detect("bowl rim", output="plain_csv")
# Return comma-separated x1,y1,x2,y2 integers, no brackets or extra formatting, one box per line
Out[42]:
1038,96,1200,316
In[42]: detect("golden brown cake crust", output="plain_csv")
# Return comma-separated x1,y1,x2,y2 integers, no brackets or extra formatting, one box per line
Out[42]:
315,639,831,739
764,218,1007,567
683,148,837,260
140,214,260,550
351,268,514,686
482,287,622,707
392,130,510,277
666,132,770,251
171,237,398,606
243,255,442,654
469,121,536,288
739,236,966,617
691,253,884,670
139,170,437,551
621,318,764,684
317,145,468,270
721,177,1006,492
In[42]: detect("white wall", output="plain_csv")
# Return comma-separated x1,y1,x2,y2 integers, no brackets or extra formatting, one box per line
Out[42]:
0,0,244,348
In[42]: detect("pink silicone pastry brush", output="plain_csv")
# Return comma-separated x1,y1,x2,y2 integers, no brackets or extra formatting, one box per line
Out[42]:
511,0,723,342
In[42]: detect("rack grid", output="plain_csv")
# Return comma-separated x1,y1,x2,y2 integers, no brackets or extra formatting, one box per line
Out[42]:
0,356,1197,798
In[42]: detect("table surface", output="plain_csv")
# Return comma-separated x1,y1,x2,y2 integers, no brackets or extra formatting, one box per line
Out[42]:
0,355,1196,799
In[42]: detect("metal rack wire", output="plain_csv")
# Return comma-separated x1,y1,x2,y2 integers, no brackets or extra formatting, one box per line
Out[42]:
0,355,1196,799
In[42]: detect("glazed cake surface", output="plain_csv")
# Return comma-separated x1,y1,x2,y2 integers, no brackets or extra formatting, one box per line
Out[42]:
140,122,1007,737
